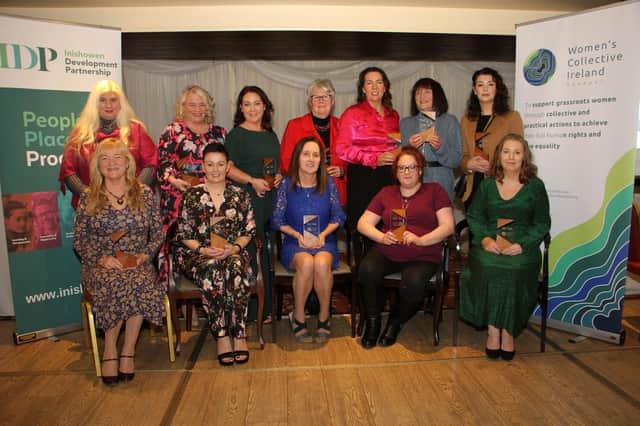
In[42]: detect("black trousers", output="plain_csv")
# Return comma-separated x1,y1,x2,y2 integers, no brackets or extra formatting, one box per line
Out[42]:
358,249,438,322
347,164,393,231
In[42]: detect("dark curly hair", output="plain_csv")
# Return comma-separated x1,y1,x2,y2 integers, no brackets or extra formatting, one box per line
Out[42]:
356,66,393,109
233,86,275,131
409,77,449,116
489,133,537,184
465,67,511,120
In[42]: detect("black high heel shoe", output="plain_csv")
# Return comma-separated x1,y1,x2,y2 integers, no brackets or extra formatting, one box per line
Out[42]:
500,349,516,361
361,316,381,349
101,358,119,386
379,318,403,347
215,335,235,367
118,355,135,382
485,347,501,359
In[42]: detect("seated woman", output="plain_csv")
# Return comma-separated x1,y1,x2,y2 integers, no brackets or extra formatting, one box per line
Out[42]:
357,146,454,349
73,138,165,386
176,143,256,366
459,134,550,361
271,136,346,343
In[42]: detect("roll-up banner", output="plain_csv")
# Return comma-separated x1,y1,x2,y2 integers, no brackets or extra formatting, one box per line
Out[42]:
0,14,121,343
515,1,640,344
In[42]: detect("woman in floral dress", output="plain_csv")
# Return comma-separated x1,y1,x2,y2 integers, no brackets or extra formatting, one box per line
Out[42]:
74,138,164,385
157,85,226,290
177,143,256,366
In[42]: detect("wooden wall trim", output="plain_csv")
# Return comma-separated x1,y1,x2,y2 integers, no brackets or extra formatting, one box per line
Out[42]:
122,31,515,61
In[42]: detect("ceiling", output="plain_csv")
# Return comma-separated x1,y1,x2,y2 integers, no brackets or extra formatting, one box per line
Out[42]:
0,0,621,12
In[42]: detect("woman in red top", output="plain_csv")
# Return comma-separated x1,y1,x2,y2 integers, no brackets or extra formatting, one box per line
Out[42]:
59,80,157,209
280,79,347,206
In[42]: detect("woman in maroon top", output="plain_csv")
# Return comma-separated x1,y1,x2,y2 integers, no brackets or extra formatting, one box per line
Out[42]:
357,146,454,349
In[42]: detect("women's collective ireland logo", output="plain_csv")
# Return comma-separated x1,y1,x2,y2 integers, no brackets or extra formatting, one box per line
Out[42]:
523,49,556,86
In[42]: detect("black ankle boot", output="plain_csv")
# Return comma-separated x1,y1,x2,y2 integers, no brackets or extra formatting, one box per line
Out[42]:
379,318,403,347
361,316,381,349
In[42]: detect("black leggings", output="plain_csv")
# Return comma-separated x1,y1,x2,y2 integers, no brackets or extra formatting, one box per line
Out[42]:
358,249,438,322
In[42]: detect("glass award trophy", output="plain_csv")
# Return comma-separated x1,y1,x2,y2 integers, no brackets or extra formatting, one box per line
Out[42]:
111,230,138,268
303,215,320,246
263,157,276,189
390,208,407,240
209,216,227,249
176,157,201,186
496,218,515,251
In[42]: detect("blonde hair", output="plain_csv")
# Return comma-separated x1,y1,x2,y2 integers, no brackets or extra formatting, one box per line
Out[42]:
86,138,144,214
175,85,215,124
65,80,144,150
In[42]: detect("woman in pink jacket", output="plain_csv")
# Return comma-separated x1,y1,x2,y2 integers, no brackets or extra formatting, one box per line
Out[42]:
336,67,399,231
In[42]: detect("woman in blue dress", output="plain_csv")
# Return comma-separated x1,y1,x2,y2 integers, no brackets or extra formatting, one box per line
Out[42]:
272,136,346,343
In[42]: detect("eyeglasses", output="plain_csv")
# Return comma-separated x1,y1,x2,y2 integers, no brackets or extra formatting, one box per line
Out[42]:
397,164,420,173
310,95,331,103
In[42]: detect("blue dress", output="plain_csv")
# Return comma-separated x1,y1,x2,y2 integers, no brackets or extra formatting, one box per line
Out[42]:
271,176,346,271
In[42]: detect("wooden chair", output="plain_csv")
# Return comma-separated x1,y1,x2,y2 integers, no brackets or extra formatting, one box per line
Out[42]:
352,231,451,346
165,223,265,353
453,219,551,352
81,290,175,377
269,228,356,343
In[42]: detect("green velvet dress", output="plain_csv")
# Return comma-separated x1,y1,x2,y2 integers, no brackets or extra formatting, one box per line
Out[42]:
459,177,550,337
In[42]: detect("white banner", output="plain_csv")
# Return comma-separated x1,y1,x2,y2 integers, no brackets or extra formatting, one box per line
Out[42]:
515,1,640,342
0,14,120,341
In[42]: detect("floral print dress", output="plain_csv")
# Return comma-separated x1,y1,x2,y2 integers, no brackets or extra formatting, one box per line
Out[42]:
176,184,256,338
73,187,165,330
156,121,226,289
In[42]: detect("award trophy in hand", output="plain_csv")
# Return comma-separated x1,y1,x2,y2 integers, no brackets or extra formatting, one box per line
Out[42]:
496,218,515,251
303,214,320,247
390,208,407,241
111,230,138,268
209,216,227,249
263,157,276,189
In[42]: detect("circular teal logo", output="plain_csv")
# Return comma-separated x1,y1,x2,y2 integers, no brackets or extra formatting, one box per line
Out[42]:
523,49,556,86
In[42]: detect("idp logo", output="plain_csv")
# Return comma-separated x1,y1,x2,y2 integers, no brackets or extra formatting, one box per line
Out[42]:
523,49,556,86
0,43,58,71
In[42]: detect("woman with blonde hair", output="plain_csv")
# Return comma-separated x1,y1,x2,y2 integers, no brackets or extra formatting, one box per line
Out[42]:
157,85,226,290
59,79,157,209
74,138,164,385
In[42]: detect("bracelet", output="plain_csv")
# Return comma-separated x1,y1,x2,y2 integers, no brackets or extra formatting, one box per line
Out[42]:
233,243,242,253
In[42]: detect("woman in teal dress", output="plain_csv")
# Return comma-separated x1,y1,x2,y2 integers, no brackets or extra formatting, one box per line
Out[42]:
459,133,550,361
226,86,282,322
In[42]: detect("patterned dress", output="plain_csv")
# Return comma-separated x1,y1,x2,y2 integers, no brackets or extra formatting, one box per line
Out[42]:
271,176,346,271
73,187,165,330
176,184,256,338
156,121,226,290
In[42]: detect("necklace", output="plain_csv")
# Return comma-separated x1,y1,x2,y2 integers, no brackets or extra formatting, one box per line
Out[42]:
105,187,125,205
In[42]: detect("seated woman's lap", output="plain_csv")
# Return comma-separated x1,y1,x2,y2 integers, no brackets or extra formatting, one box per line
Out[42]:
290,250,334,272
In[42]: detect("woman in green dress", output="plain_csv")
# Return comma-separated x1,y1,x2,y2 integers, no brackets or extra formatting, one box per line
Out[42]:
459,133,550,361
226,86,282,322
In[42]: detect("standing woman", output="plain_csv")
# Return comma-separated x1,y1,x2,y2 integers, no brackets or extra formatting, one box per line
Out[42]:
460,67,523,208
400,78,462,202
459,134,550,360
336,66,400,231
225,86,282,322
74,138,165,385
280,79,347,206
272,137,346,343
59,79,157,209
177,143,256,366
156,85,226,289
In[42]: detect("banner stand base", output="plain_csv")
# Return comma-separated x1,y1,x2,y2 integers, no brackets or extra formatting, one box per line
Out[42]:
531,316,625,345
13,322,82,345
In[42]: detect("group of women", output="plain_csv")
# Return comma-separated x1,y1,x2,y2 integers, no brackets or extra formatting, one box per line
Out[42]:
63,64,550,384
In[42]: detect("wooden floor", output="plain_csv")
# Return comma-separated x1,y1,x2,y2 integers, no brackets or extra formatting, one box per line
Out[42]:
2,300,640,425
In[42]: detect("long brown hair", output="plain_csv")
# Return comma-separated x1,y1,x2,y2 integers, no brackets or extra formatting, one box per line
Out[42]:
357,66,393,109
489,133,537,184
288,137,327,194
465,67,511,120
86,138,144,214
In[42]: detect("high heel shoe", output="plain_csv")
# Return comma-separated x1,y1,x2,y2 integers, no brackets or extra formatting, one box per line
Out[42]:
485,347,501,359
361,316,381,349
216,335,235,367
118,355,135,382
379,317,403,347
500,349,516,361
101,358,119,386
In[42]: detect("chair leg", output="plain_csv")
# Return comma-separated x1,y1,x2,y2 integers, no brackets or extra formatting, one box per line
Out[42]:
80,299,91,348
169,295,182,355
432,286,444,346
453,272,460,346
271,280,278,344
350,278,357,338
256,284,265,349
164,295,176,362
186,302,194,332
84,300,101,377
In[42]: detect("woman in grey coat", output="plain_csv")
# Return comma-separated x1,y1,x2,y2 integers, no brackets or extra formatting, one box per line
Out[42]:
400,78,462,201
